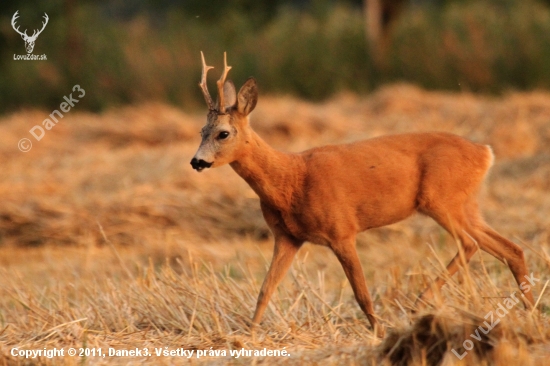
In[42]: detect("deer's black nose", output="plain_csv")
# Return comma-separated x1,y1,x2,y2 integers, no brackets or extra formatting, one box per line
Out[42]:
190,158,213,172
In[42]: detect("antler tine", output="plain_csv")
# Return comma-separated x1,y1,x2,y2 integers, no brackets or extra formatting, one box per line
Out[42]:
216,52,232,113
30,13,48,39
11,10,18,27
37,13,49,35
11,10,28,37
199,51,215,110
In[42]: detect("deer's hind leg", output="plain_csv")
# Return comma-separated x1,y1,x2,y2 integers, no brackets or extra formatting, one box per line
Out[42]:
418,197,534,309
416,200,480,304
415,148,491,304
474,225,534,308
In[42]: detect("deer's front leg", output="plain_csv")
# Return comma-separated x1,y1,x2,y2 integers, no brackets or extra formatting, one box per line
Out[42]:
331,238,385,338
252,234,303,326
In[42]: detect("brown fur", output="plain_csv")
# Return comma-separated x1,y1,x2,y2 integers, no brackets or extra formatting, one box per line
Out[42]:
192,61,534,338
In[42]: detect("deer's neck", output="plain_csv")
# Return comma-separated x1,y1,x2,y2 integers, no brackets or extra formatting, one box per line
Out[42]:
230,131,304,211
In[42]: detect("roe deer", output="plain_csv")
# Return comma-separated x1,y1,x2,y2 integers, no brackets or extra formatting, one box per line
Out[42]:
190,52,534,337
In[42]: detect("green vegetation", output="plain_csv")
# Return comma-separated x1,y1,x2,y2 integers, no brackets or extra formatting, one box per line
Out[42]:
2,0,550,112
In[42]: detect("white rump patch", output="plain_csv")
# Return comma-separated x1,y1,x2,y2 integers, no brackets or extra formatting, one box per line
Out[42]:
485,145,495,168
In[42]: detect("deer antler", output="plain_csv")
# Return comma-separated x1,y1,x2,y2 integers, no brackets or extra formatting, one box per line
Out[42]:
29,13,49,40
216,52,232,113
199,51,215,110
11,11,28,38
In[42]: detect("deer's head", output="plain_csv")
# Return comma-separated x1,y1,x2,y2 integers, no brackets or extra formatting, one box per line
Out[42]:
11,11,49,54
191,52,258,172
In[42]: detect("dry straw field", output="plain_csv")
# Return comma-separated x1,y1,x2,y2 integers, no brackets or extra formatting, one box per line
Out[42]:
0,84,549,365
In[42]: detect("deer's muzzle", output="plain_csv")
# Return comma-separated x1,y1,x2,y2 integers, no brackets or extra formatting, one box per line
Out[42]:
190,158,213,172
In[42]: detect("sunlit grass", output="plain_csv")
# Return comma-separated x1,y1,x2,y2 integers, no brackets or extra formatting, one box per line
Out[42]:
0,86,549,364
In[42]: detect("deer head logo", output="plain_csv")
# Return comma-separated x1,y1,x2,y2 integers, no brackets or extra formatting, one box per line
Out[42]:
11,11,49,54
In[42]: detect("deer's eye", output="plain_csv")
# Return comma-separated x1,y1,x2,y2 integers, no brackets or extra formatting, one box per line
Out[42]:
218,131,230,140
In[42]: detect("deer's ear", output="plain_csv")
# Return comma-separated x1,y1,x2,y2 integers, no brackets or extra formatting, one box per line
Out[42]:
237,77,258,116
217,80,236,112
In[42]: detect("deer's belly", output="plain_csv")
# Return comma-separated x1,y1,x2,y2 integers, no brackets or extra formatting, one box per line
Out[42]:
280,194,416,246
